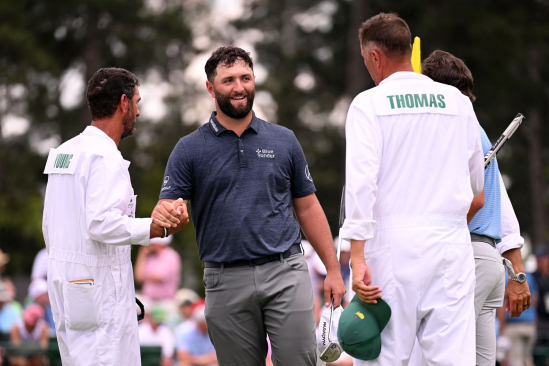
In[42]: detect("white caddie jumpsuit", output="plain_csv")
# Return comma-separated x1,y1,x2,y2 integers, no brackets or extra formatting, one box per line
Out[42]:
410,172,525,366
42,126,152,366
341,72,484,366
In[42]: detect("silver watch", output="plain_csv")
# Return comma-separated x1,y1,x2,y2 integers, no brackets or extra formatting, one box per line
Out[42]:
503,258,527,284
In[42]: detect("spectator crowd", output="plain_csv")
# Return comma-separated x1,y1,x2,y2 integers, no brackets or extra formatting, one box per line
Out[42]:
2,237,549,365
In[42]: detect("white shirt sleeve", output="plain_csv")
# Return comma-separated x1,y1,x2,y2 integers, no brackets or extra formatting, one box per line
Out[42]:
497,172,524,254
467,109,485,196
86,156,151,246
341,100,382,241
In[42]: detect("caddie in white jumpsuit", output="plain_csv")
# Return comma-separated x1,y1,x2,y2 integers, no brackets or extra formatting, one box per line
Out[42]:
342,14,484,365
42,68,186,366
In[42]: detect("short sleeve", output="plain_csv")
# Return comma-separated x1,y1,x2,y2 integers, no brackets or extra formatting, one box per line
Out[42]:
159,140,193,200
289,133,316,198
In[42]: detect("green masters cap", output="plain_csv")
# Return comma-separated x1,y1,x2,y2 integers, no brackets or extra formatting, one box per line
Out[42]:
337,295,391,361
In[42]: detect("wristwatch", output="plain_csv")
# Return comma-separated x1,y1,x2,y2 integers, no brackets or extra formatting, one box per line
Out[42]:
502,258,527,284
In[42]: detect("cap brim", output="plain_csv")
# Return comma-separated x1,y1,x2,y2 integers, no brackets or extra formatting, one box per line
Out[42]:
346,335,382,361
351,295,391,330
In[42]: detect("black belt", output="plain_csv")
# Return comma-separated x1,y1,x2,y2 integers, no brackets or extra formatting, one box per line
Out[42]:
204,243,302,268
470,233,496,248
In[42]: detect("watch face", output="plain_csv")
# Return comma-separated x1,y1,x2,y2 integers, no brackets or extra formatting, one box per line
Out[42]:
517,273,527,283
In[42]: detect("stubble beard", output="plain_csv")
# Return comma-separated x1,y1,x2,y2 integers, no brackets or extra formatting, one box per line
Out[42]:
120,108,136,140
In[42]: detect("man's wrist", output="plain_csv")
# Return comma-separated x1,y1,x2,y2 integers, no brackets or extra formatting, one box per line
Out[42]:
150,222,165,239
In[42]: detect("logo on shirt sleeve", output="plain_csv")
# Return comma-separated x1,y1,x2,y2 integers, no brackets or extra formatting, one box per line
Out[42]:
161,175,171,191
305,165,313,182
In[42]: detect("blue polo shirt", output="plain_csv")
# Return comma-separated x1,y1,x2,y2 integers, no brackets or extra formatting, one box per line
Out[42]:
468,126,501,240
160,112,316,262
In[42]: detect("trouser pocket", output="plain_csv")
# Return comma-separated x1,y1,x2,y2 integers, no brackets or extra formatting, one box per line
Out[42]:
63,282,101,331
203,268,221,289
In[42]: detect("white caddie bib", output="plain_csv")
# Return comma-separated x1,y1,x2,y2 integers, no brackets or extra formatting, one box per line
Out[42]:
43,148,81,175
373,84,459,116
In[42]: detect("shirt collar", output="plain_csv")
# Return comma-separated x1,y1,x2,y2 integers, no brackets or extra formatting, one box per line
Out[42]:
81,126,128,166
379,71,432,86
208,111,260,136
81,126,118,150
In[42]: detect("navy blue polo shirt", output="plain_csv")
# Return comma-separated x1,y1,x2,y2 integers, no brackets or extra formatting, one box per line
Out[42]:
159,111,316,262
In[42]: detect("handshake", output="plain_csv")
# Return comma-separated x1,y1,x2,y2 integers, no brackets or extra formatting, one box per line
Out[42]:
150,198,190,236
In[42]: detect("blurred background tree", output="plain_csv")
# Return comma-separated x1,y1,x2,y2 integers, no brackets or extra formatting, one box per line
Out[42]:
1,0,548,297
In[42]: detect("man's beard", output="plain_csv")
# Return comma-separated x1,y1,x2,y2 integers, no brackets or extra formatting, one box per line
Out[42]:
120,107,136,140
214,88,255,119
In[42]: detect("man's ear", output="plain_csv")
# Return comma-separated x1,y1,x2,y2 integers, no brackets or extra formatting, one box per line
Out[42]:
371,49,382,69
206,80,216,99
119,94,129,113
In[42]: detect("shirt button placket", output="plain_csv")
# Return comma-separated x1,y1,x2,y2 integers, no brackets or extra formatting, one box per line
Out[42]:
238,139,247,168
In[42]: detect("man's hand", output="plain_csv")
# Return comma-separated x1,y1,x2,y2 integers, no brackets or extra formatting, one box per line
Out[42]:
505,279,531,318
352,259,382,304
502,248,531,318
324,269,347,308
152,198,189,229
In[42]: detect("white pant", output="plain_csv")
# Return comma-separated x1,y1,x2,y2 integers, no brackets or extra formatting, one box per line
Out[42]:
47,247,141,366
411,241,504,366
353,225,476,366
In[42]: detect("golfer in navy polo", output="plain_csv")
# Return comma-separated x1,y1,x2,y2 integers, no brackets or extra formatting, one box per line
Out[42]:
152,46,346,366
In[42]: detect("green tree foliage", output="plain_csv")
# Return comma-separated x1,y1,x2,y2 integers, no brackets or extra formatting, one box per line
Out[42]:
234,0,549,246
0,0,194,274
1,0,549,281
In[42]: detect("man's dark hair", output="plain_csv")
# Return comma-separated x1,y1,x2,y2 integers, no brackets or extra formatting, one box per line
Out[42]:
358,13,411,58
204,46,254,82
86,67,139,120
422,50,476,102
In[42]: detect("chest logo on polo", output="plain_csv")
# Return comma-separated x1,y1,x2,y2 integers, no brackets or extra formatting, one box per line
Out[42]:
386,94,446,109
256,149,275,159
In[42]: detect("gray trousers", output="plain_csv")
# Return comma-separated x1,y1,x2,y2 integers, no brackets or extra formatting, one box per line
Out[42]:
203,253,317,366
473,241,505,366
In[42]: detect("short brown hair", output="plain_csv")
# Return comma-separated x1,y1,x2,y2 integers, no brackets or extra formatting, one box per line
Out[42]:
422,50,476,102
358,13,411,58
86,68,139,120
204,46,254,82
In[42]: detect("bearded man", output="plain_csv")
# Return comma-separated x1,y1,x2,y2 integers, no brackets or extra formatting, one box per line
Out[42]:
43,67,187,366
152,46,346,366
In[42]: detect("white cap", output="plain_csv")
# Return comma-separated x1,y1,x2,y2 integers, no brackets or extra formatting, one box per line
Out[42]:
149,236,173,246
29,278,48,299
316,305,343,356
175,288,200,306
